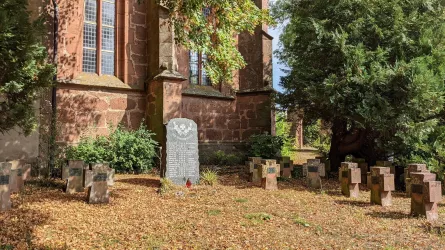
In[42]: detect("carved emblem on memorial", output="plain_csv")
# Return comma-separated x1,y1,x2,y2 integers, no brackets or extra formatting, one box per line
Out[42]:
410,172,442,221
370,167,395,206
340,162,361,198
87,164,110,204
0,162,12,212
246,157,262,182
166,118,200,185
258,159,278,190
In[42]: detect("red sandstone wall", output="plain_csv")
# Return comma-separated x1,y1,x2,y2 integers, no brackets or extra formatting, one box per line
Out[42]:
181,93,272,143
56,87,145,143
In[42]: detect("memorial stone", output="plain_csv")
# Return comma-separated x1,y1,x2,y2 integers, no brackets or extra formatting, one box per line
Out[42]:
307,160,322,189
8,160,24,193
370,167,395,206
277,156,293,178
353,158,368,184
246,157,262,182
258,159,278,190
87,164,110,204
62,161,69,180
410,172,442,221
340,162,361,198
0,162,12,212
165,118,199,185
66,160,85,194
405,164,428,197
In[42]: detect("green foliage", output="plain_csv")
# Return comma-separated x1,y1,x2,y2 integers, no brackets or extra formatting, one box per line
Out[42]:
248,134,283,159
0,0,55,135
235,198,248,203
293,216,310,227
66,124,159,173
201,150,242,166
207,209,221,216
276,111,296,157
273,0,445,169
244,213,272,224
200,169,218,186
158,0,273,84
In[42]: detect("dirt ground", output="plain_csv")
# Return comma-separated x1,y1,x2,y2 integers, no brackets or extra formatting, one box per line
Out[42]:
1,173,444,249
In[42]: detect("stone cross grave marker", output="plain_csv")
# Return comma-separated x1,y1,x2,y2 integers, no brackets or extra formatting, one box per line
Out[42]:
307,159,322,189
277,156,293,178
410,172,442,221
9,160,24,193
87,164,110,204
377,160,395,174
353,158,368,185
246,157,262,182
166,118,199,185
66,160,85,194
258,159,278,190
370,167,395,206
340,162,361,198
405,164,428,197
0,162,12,212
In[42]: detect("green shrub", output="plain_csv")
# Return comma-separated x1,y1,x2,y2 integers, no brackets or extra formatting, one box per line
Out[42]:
248,134,283,159
66,123,159,173
159,178,174,194
201,150,242,166
200,169,218,186
276,112,296,157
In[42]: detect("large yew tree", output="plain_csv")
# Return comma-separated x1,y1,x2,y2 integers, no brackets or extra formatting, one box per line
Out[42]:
273,0,445,171
0,0,54,135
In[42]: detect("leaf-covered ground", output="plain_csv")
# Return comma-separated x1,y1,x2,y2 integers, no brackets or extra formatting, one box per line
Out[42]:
1,172,444,249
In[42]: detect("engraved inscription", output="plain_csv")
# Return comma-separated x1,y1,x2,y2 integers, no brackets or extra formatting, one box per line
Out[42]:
93,173,107,182
268,167,276,174
411,184,423,194
69,168,82,177
0,175,9,185
308,166,318,173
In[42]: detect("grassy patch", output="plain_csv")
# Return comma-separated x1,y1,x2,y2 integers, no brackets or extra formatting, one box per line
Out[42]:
293,216,310,227
244,213,272,224
235,198,248,203
159,178,174,194
200,169,218,186
208,209,222,216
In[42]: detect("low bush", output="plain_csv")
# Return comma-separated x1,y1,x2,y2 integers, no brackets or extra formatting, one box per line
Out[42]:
200,169,218,186
201,150,242,166
248,134,283,159
65,123,159,173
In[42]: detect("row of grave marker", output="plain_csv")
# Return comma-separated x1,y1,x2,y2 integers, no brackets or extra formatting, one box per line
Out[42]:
0,161,32,211
62,160,115,204
245,157,326,190
341,162,442,221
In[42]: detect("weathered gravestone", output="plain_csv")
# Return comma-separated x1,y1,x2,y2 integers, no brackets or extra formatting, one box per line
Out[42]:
410,172,442,221
8,160,25,193
83,163,114,188
277,156,293,178
246,157,262,182
87,164,110,204
165,118,199,185
0,163,12,212
377,161,395,174
66,160,85,194
307,159,322,189
352,158,368,184
405,164,428,197
258,159,278,190
340,162,361,198
370,167,395,206
107,167,115,186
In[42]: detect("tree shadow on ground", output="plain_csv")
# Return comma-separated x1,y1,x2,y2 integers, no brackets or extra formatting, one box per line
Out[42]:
116,177,160,188
366,211,409,220
334,200,372,207
0,207,64,249
391,192,409,198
